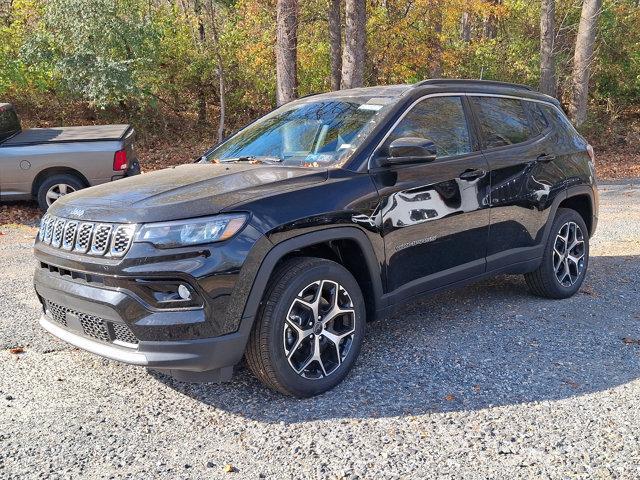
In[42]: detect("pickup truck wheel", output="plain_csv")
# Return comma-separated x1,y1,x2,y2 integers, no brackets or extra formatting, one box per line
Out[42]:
245,257,366,397
524,208,589,299
36,174,85,211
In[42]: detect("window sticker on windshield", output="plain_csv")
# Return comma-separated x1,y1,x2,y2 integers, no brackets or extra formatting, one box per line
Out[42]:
358,104,383,111
339,143,352,150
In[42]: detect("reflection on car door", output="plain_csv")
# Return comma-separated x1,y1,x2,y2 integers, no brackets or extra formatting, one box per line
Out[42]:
468,95,567,270
366,95,491,301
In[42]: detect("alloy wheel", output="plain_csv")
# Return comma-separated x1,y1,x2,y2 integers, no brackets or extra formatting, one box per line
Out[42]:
46,183,76,206
553,221,585,287
283,280,356,379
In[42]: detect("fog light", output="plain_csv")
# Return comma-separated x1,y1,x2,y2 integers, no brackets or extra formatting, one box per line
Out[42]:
178,284,191,300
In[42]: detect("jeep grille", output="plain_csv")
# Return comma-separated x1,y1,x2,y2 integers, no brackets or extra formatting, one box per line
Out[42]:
38,214,136,258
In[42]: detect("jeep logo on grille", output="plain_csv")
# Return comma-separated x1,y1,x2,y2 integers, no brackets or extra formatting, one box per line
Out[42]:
67,208,85,218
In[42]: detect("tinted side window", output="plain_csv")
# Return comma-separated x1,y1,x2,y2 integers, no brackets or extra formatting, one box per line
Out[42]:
525,101,549,135
470,97,532,148
387,96,472,158
541,104,585,148
542,104,574,134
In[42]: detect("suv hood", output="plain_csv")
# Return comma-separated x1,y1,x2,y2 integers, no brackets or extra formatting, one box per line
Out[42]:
52,163,328,223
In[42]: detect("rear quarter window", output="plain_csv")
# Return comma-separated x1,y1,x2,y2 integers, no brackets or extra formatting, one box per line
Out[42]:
470,96,533,149
541,104,586,149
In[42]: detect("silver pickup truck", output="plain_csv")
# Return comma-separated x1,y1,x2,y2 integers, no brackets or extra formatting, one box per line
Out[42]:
0,103,140,210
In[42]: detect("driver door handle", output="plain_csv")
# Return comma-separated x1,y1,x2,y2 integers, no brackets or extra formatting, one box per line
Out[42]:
459,168,486,181
536,153,556,163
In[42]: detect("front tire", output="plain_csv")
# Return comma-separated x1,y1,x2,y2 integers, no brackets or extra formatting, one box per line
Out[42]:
245,257,366,397
525,208,589,299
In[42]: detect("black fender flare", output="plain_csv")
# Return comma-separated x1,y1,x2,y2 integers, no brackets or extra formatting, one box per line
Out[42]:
540,184,596,248
240,227,384,325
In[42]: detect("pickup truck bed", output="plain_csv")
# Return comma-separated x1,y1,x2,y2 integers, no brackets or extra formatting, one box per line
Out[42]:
2,125,131,147
0,103,139,210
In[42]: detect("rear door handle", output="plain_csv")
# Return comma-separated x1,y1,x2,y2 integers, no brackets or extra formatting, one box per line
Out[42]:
459,168,486,181
536,153,556,163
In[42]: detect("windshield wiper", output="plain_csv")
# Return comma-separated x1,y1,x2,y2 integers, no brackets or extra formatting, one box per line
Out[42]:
216,155,284,164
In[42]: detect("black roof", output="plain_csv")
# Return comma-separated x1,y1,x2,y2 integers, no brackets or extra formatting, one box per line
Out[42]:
416,78,532,91
412,78,559,106
295,79,559,107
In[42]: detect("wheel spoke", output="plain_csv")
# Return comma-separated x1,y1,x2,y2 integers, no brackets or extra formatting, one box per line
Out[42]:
285,316,306,335
323,328,354,348
295,353,315,375
568,238,584,254
294,298,318,320
553,252,563,272
322,304,355,326
59,184,68,194
320,280,339,308
556,259,569,284
567,252,583,267
46,190,59,200
313,337,328,377
559,225,569,244
286,333,307,360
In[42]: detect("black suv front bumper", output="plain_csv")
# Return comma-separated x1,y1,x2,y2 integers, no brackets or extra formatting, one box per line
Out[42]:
34,267,251,380
32,223,269,381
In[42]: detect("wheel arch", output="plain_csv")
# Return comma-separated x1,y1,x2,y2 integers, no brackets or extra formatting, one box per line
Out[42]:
240,228,384,327
31,167,90,196
538,185,596,248
558,190,594,236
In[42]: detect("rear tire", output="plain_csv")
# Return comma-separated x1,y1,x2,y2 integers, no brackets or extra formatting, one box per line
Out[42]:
245,257,366,397
36,173,85,211
525,208,589,299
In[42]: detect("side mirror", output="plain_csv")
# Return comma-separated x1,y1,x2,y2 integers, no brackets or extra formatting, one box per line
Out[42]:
378,137,437,167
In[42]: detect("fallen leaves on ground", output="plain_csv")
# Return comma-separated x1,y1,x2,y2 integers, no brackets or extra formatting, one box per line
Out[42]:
595,151,640,180
622,337,640,345
9,347,25,354
222,464,237,473
444,394,456,401
0,203,41,226
562,379,579,389
580,285,597,296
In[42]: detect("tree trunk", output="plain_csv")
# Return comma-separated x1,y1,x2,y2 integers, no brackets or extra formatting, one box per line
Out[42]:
429,7,443,78
461,11,471,43
207,1,226,143
194,0,207,125
539,0,556,96
482,0,499,40
341,0,366,89
569,0,602,127
276,0,298,106
328,0,342,91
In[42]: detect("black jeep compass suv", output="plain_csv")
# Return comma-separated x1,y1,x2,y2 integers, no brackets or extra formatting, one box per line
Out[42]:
33,79,598,397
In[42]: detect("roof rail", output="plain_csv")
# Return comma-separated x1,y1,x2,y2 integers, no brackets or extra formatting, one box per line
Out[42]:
415,79,533,91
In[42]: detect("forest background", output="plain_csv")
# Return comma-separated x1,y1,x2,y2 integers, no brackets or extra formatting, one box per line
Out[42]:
0,0,638,195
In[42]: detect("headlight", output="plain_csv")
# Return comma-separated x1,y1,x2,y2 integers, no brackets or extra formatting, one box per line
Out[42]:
135,214,248,248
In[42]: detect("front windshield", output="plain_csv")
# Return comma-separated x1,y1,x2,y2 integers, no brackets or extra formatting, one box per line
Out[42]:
204,95,396,167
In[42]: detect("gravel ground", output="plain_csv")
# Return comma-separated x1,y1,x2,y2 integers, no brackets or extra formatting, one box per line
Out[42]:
1,183,639,479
